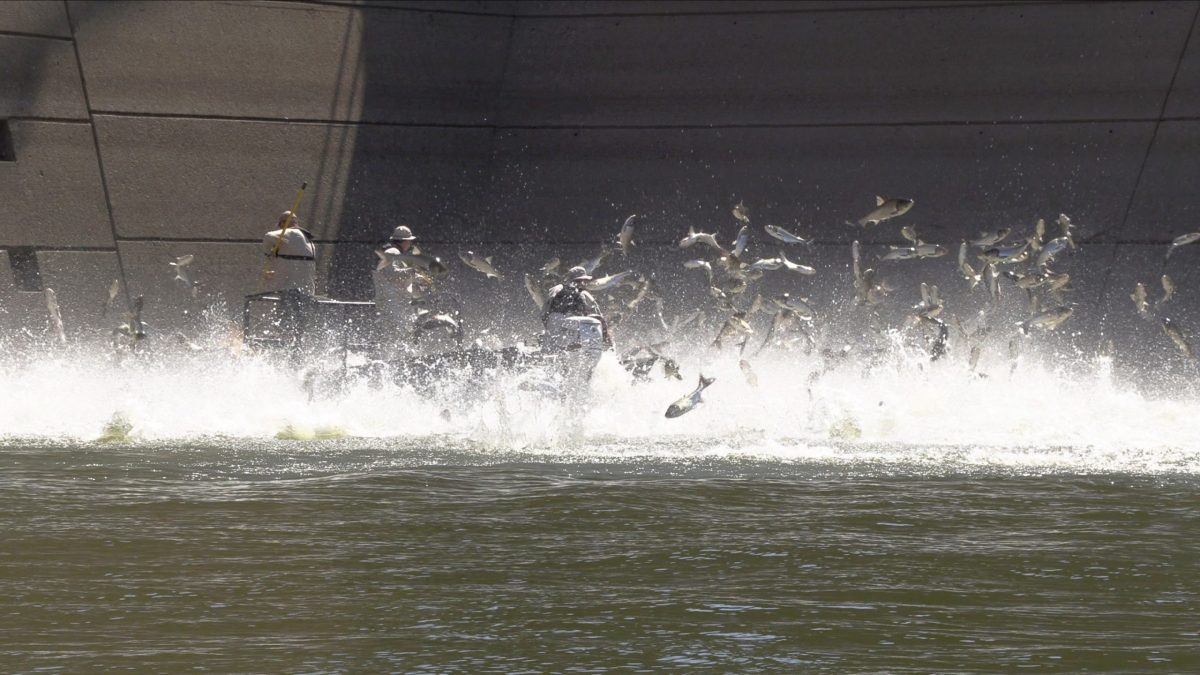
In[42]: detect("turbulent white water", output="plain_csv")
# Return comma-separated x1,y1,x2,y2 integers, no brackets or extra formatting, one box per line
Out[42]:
2,332,1197,475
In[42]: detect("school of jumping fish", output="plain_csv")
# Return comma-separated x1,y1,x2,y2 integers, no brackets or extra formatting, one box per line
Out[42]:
33,195,1200,420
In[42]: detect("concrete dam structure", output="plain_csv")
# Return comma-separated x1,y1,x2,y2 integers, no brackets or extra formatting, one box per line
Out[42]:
2,0,1199,376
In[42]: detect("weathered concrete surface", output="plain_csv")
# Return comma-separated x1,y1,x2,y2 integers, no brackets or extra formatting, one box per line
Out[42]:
512,1,1028,15
487,123,1154,246
1121,122,1200,242
0,35,88,119
0,1,71,37
499,2,1191,126
94,115,495,242
1165,11,1200,117
0,121,112,248
71,0,510,124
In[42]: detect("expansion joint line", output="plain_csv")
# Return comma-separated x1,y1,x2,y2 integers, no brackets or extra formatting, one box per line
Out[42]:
61,0,133,309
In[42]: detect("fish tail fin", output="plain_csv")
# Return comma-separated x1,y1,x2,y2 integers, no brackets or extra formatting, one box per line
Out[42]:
698,374,715,389
374,249,389,271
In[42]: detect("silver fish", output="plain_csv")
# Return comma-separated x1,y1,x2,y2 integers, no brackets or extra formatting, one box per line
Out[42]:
914,243,947,259
1131,282,1150,317
880,246,920,261
900,224,919,244
1162,317,1195,359
415,310,462,338
970,228,1010,247
1057,214,1077,248
103,279,120,316
44,288,66,344
1036,236,1070,268
684,259,714,284
733,201,750,224
1018,306,1073,334
679,227,729,255
617,214,636,255
854,196,914,227
524,273,545,308
746,256,784,272
1166,232,1200,260
380,249,449,278
458,250,502,280
578,248,609,276
979,242,1030,265
586,270,635,292
772,293,815,320
780,250,816,275
985,263,1001,302
958,242,981,289
713,312,754,348
764,224,811,246
739,359,759,388
665,374,716,418
731,225,749,259
1158,274,1175,307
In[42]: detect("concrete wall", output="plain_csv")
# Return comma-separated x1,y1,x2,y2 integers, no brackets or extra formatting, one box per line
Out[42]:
2,0,1199,365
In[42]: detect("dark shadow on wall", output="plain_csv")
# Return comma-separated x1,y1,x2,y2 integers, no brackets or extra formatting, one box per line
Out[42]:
324,9,509,300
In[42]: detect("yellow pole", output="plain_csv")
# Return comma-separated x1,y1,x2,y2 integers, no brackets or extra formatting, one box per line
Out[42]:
259,181,308,288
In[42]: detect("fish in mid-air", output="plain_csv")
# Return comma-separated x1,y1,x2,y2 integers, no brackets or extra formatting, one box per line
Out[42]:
1162,317,1195,359
458,251,502,280
1018,306,1073,334
733,201,750,224
970,228,1010,248
524,273,545,308
665,374,716,418
1166,232,1200,261
1131,283,1150,317
779,250,816,275
1158,274,1175,307
764,224,811,246
617,215,636,255
103,279,121,316
852,196,914,226
586,270,636,292
679,227,728,254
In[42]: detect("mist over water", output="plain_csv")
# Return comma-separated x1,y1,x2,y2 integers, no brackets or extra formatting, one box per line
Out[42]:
3,323,1197,475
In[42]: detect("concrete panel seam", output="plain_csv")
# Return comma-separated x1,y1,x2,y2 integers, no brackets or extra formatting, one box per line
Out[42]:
1096,1,1200,314
87,110,1200,129
62,0,129,306
513,0,1121,19
284,0,516,17
0,29,73,42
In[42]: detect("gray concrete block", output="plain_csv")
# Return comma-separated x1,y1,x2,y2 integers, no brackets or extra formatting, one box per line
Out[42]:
94,115,495,244
499,2,1190,126
1164,9,1200,117
512,1,1029,16
70,0,510,123
1121,122,1200,242
0,35,88,119
486,123,1152,248
0,121,113,248
0,1,71,37
35,250,123,342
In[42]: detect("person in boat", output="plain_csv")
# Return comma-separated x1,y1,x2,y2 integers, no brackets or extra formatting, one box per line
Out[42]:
373,225,441,358
542,266,612,349
261,210,317,296
260,211,318,355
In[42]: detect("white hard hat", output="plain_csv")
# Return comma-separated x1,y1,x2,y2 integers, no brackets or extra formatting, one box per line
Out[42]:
567,266,592,281
390,225,417,241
